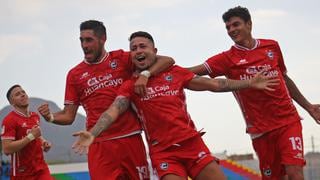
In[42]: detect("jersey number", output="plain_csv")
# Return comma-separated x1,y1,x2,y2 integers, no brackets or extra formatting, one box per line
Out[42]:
289,137,302,151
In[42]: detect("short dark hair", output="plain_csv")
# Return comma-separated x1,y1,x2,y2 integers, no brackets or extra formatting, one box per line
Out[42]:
222,6,251,23
6,84,21,102
129,31,154,45
80,20,106,38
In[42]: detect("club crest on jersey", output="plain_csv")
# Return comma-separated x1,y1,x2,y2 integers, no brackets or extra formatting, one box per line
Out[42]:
164,74,173,82
266,50,274,60
110,59,118,69
263,168,272,177
160,162,169,170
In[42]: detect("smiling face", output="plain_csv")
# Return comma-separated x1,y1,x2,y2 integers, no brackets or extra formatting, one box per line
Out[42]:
9,86,29,108
129,36,157,71
80,29,105,63
225,16,252,46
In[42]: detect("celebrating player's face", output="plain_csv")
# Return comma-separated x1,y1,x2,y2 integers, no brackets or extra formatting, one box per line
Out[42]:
130,37,157,71
9,87,29,108
80,30,105,63
225,16,252,45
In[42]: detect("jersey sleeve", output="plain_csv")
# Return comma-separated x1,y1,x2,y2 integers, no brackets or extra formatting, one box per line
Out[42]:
176,66,196,87
64,70,80,105
274,41,287,75
117,79,135,100
1,117,16,140
204,52,229,78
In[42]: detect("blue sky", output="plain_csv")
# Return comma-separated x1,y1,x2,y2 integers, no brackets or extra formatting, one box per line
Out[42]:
1,0,320,155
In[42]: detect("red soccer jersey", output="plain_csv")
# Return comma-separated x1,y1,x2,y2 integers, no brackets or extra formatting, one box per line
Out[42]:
1,110,48,177
118,65,199,153
65,49,141,141
204,39,301,134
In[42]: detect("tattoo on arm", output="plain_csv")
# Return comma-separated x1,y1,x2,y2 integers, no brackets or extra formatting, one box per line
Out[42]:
217,79,249,92
90,96,129,137
113,96,130,114
91,113,113,137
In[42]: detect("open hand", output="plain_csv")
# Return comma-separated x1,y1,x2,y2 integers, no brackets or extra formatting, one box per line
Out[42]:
250,71,280,91
72,131,94,155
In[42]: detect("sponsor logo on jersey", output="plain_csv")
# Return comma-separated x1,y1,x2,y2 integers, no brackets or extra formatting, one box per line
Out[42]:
80,72,89,79
142,85,179,101
198,151,206,158
266,50,274,60
160,162,169,170
110,59,118,69
239,64,279,80
84,73,123,96
22,122,27,128
237,59,248,65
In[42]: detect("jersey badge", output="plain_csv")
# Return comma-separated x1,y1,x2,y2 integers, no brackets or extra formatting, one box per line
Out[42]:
263,167,272,177
160,162,169,170
266,50,274,60
164,74,173,82
110,59,118,69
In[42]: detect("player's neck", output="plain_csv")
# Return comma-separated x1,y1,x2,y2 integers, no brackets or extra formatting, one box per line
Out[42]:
87,50,109,64
236,38,257,50
96,50,108,63
14,106,30,117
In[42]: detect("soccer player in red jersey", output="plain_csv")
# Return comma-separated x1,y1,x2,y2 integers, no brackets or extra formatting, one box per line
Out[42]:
188,6,320,180
37,20,174,180
71,31,279,180
1,85,53,180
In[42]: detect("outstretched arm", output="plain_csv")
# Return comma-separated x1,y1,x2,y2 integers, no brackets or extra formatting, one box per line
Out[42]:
187,64,208,76
186,71,279,92
135,56,175,96
284,74,320,124
72,96,130,154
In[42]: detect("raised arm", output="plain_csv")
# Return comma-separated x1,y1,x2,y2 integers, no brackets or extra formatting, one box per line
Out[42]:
72,96,130,154
135,56,175,96
38,103,78,125
284,74,320,124
186,71,279,92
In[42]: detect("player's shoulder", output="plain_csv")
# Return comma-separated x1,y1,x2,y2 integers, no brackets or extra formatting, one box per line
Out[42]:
2,111,16,123
30,111,40,118
109,49,129,59
168,65,193,75
68,60,86,74
258,39,279,46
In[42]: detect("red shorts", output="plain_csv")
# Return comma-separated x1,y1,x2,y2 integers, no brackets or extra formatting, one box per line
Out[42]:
11,168,53,180
151,134,217,179
88,134,149,180
252,121,305,179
